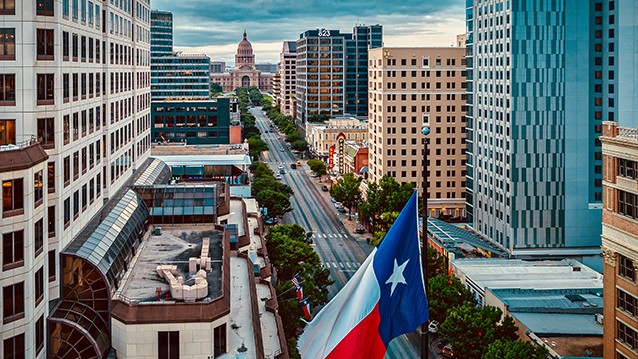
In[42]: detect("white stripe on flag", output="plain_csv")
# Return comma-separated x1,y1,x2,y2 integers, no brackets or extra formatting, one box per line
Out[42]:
298,248,380,358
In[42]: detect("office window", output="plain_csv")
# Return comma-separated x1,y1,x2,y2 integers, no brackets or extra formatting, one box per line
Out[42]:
0,74,16,103
35,267,44,307
0,0,16,15
80,0,86,21
47,161,55,192
80,35,86,61
2,230,23,270
35,315,44,355
63,156,70,185
36,0,54,16
0,119,15,144
37,117,54,148
34,171,43,205
618,190,638,220
47,205,55,237
618,159,636,179
34,219,43,256
158,331,179,359
37,74,55,105
62,0,69,16
618,288,638,317
72,33,78,59
63,31,69,59
36,29,54,60
73,151,79,179
2,178,23,213
2,281,24,323
0,28,15,60
620,254,636,281
48,250,56,281
63,197,70,227
618,320,638,350
3,333,25,359
72,0,78,19
63,115,70,144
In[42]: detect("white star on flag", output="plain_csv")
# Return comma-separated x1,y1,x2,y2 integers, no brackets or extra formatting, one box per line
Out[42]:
385,258,409,296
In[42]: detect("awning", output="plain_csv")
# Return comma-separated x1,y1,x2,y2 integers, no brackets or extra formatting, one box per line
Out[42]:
185,166,204,175
359,166,369,173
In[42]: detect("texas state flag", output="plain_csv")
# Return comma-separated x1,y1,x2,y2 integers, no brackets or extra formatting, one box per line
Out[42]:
298,191,428,358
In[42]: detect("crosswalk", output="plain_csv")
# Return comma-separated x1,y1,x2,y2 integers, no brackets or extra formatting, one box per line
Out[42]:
321,261,361,270
311,233,349,239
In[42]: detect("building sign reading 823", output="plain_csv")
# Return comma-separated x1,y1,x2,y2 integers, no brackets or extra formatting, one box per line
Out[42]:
318,29,331,37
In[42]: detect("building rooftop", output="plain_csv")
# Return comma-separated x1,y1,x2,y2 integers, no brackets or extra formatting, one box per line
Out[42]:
117,226,224,303
152,153,252,167
151,143,248,156
452,258,603,291
426,218,510,258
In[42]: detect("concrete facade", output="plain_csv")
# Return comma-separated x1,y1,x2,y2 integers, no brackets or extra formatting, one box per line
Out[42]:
307,118,367,160
0,0,152,357
276,41,297,116
368,47,467,217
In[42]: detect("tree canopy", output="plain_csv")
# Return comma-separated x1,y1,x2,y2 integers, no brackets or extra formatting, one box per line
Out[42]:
427,274,476,322
482,340,549,359
329,173,362,215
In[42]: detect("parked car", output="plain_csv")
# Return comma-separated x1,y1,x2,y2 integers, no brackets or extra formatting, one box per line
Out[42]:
337,206,347,213
436,339,444,349
321,185,329,192
355,227,365,234
442,344,455,358
428,321,439,333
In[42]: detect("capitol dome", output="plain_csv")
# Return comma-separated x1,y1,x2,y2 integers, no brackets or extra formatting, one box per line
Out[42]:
235,30,255,68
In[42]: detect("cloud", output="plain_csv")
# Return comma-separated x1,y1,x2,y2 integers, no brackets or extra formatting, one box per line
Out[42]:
152,0,466,64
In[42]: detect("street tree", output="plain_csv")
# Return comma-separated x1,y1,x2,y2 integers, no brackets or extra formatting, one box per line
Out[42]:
427,274,475,322
251,177,293,198
307,159,327,179
426,247,447,279
250,162,274,178
439,304,520,359
285,131,303,143
482,340,548,359
329,173,362,215
256,189,292,218
359,176,414,235
247,135,268,160
291,140,309,152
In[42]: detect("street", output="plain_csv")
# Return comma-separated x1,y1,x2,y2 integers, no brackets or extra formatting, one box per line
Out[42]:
251,107,436,359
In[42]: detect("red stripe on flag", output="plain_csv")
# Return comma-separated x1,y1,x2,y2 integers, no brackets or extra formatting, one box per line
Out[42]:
325,303,386,359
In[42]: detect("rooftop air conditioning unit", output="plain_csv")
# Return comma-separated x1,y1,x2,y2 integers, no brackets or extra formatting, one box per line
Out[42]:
595,313,603,325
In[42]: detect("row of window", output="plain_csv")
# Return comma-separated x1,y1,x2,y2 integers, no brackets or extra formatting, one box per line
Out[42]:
63,172,102,227
3,315,45,358
2,173,44,215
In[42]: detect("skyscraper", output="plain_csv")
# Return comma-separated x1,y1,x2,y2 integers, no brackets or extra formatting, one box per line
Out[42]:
465,0,637,259
368,47,468,218
276,41,297,116
0,0,151,357
295,25,382,133
150,10,210,100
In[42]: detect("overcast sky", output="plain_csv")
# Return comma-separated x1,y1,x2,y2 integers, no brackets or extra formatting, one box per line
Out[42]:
151,0,466,66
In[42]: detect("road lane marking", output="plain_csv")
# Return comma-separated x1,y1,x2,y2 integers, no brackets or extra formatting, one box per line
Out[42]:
339,262,344,269
332,262,337,268
345,262,351,268
337,271,346,285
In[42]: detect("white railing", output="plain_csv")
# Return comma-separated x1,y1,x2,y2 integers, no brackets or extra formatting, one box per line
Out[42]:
0,136,37,152
618,127,638,140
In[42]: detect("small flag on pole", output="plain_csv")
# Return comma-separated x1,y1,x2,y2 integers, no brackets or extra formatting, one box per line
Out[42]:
291,275,300,289
299,298,312,320
295,283,304,302
298,191,428,358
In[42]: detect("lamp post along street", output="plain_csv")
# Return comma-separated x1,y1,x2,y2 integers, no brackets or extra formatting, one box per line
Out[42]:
420,116,430,359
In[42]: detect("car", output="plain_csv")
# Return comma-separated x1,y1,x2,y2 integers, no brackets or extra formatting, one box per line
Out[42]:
321,185,329,192
296,161,302,167
337,207,347,213
275,174,282,180
331,197,337,203
355,227,365,234
277,165,283,170
280,148,285,152
280,169,285,174
428,321,439,333
442,344,455,358
334,201,342,208
264,130,269,133
436,339,444,349
290,163,297,169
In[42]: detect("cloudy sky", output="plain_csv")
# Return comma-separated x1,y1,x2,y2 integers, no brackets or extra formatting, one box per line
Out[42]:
151,0,466,66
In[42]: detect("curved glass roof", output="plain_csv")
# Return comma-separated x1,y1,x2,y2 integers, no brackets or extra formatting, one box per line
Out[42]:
49,300,110,358
133,158,172,186
63,189,149,290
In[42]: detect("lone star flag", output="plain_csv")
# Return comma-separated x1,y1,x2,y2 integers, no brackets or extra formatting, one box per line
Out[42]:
298,191,428,358
300,297,312,320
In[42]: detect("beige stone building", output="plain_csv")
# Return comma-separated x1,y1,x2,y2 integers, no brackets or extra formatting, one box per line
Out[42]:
368,47,467,218
307,118,367,160
600,121,638,359
210,31,273,92
276,41,297,116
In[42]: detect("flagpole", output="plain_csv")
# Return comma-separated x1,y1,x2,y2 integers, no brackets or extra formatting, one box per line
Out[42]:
421,120,430,359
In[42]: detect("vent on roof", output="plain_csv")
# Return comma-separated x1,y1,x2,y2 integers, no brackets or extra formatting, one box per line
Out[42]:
565,294,586,302
595,313,603,325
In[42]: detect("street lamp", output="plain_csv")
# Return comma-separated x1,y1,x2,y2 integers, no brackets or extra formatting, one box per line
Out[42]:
420,115,430,359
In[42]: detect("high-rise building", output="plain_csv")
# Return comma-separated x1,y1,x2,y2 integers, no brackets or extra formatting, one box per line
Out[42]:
0,0,152,357
150,10,173,56
600,122,638,359
150,10,210,100
465,0,637,259
255,63,278,73
277,41,297,116
368,47,467,218
210,61,226,74
295,25,382,132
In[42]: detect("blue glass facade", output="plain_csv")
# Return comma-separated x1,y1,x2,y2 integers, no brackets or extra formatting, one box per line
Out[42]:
152,99,235,144
464,0,638,256
150,10,210,100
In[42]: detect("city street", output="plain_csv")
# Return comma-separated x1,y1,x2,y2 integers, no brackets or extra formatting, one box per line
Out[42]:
251,107,435,359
